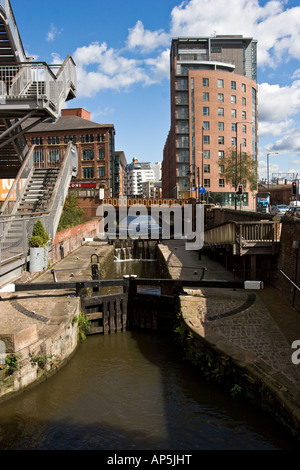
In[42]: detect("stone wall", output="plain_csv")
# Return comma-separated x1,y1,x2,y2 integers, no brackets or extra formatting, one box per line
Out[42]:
0,297,80,401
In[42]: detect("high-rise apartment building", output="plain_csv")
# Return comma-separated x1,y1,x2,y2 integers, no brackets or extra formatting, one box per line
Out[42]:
162,36,258,209
124,158,155,197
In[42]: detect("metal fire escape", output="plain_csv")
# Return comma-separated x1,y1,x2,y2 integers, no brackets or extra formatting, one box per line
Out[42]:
0,0,78,283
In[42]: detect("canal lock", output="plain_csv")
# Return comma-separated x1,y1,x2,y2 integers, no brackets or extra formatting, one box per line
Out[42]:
81,240,178,335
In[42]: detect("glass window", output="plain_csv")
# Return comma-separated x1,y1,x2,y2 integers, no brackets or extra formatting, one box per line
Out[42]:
232,137,237,146
231,81,236,90
242,83,246,92
204,164,210,173
218,122,224,131
242,138,246,147
203,78,209,87
83,167,94,178
231,109,236,118
98,148,105,160
34,150,43,163
203,121,210,130
242,97,246,105
218,150,224,159
218,93,224,102
203,135,210,144
219,165,224,174
98,166,105,178
232,123,236,132
218,136,224,145
204,150,210,159
242,125,247,133
231,95,236,104
203,92,209,101
218,108,224,116
218,79,223,88
219,179,225,187
49,150,59,162
83,149,94,161
204,178,210,187
242,111,246,120
203,107,209,116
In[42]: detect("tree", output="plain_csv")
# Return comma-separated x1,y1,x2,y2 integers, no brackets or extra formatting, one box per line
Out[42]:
222,147,257,192
57,190,85,231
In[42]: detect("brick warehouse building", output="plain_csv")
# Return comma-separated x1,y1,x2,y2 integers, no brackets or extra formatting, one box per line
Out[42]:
162,36,258,210
25,108,125,199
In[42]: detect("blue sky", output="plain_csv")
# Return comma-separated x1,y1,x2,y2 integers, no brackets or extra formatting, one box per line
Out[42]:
12,0,300,181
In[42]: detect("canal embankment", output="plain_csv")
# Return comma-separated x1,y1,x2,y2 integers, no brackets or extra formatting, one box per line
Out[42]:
0,240,114,402
157,240,300,440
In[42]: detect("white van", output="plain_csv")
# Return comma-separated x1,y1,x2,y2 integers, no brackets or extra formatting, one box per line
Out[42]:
289,200,300,207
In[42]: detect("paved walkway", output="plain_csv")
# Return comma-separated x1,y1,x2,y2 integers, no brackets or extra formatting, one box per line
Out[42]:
159,241,300,391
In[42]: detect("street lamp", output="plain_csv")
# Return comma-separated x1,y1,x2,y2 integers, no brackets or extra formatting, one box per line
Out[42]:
186,163,200,199
267,152,279,191
235,120,253,210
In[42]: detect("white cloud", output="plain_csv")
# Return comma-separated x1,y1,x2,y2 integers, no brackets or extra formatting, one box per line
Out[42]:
46,23,62,42
258,119,294,137
127,20,170,52
170,0,300,68
73,42,157,97
272,131,300,153
258,81,300,122
145,49,170,81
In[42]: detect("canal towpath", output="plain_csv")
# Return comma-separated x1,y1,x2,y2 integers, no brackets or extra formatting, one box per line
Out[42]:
159,240,300,437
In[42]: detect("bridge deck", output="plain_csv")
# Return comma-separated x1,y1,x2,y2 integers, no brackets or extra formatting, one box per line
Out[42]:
204,220,281,255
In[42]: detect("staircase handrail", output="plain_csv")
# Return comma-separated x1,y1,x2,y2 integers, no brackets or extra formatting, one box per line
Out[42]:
44,142,78,240
0,58,76,118
0,0,27,63
49,55,77,111
0,144,35,216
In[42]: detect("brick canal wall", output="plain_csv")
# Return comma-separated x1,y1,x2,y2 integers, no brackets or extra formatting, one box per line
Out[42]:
276,218,300,313
50,219,99,265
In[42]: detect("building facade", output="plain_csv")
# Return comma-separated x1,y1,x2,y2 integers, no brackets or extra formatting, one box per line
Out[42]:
25,108,124,198
162,36,258,209
124,158,155,197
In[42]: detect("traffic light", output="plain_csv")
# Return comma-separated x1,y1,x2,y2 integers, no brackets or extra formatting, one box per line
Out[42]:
236,184,243,195
292,180,299,196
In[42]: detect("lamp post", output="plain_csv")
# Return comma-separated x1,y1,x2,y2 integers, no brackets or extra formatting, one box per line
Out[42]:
235,120,253,210
186,163,200,200
267,152,279,191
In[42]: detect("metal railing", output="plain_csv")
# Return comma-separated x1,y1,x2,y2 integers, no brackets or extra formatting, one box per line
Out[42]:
0,143,78,274
0,0,27,62
204,220,282,251
0,56,76,118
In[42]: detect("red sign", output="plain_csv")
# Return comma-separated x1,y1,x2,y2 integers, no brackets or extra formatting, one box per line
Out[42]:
69,182,97,188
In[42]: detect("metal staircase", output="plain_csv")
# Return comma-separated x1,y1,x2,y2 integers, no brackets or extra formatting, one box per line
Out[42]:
17,168,60,214
0,1,78,283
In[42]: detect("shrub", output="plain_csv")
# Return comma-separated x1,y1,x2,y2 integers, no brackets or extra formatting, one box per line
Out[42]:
29,221,49,247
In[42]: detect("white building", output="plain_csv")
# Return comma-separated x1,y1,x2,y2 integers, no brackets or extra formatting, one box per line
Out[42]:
151,162,162,182
124,158,155,196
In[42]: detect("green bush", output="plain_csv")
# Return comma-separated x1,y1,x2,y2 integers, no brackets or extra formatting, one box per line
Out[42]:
29,235,44,247
29,221,49,247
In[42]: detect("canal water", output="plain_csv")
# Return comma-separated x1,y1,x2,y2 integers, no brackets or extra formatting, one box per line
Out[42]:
0,254,299,450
